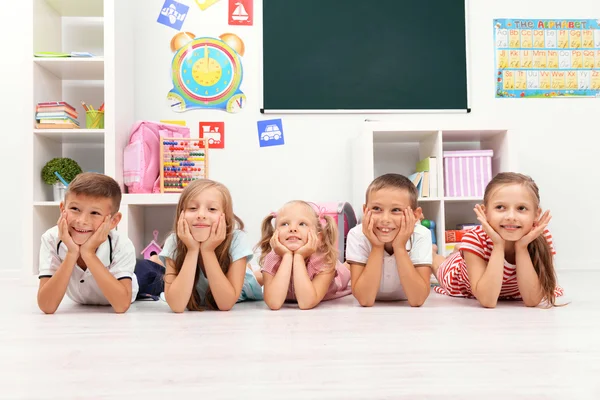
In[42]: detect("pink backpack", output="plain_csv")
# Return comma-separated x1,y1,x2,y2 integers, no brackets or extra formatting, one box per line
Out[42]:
311,202,357,262
123,121,190,193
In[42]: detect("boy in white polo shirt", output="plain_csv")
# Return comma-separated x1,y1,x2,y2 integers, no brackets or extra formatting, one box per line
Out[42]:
37,172,138,314
346,173,432,307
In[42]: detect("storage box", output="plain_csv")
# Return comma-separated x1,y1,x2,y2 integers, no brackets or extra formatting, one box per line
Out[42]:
443,150,493,197
445,230,467,243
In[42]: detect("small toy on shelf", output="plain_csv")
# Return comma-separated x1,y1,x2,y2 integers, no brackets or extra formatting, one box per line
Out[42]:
160,137,209,193
420,219,437,245
141,230,163,260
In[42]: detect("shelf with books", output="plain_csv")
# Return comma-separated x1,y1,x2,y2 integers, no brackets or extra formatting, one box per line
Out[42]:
353,123,513,254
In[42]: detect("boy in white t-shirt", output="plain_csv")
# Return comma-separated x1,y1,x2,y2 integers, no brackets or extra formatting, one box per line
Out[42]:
346,173,433,307
37,172,138,314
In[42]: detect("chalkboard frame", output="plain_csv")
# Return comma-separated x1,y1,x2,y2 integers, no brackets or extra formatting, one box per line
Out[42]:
260,0,471,114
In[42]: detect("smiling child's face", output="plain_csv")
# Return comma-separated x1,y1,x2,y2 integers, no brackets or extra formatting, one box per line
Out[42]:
60,193,117,245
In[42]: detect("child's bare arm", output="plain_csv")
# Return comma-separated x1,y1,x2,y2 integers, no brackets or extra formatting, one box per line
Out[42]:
349,246,384,307
465,250,504,308
393,209,431,306
262,253,293,310
292,254,335,310
204,254,246,311
37,253,78,314
394,248,431,307
164,251,199,313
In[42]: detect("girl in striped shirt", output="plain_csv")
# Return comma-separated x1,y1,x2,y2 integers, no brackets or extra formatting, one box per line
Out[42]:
257,201,351,310
432,172,563,308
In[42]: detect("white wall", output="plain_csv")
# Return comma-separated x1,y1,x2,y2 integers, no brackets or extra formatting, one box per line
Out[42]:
3,0,599,273
1,1,32,276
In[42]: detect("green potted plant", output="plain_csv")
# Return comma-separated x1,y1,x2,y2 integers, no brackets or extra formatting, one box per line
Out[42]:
41,157,83,201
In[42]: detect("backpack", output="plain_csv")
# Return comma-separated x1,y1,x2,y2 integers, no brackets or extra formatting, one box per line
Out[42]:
123,121,190,193
311,202,357,262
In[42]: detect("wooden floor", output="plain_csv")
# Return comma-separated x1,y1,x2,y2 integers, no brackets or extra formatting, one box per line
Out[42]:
2,271,599,399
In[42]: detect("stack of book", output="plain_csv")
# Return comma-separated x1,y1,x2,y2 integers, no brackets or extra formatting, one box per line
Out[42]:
35,102,80,129
408,156,438,198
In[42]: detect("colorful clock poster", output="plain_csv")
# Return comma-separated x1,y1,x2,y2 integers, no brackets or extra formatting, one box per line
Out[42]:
257,119,284,148
199,122,225,149
495,19,600,98
229,0,252,26
167,34,246,113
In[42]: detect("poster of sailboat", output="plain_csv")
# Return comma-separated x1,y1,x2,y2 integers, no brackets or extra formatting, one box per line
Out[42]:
229,0,253,25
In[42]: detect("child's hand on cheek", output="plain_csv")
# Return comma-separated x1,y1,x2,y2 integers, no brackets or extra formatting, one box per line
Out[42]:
296,231,318,259
201,214,226,252
270,230,291,256
392,208,416,252
362,210,384,248
516,209,551,250
81,216,112,256
57,212,79,255
177,212,200,252
474,204,504,245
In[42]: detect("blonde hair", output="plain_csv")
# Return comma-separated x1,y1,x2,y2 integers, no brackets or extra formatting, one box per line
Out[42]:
65,172,122,213
165,179,244,311
484,172,558,307
365,173,418,209
257,201,338,272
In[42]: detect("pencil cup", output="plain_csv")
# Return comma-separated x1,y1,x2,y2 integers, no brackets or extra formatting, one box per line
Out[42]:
85,110,104,129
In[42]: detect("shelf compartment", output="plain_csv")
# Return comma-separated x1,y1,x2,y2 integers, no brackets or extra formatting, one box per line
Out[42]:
34,129,104,144
33,58,104,80
44,0,104,17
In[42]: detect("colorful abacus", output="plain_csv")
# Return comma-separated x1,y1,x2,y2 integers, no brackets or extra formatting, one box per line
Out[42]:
159,137,209,193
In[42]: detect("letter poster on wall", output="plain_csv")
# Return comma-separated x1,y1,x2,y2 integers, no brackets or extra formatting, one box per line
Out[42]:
494,19,600,98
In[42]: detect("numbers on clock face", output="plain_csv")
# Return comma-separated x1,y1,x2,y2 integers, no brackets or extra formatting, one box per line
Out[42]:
192,58,222,86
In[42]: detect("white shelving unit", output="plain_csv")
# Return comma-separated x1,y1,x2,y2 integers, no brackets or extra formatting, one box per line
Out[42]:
28,0,144,274
352,122,515,255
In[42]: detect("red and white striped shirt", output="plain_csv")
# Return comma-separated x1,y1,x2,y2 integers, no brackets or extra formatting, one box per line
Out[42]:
435,226,563,299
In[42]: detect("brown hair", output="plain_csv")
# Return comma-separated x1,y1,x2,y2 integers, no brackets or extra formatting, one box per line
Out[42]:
365,173,418,209
65,172,122,213
483,172,558,307
165,179,244,311
256,201,338,272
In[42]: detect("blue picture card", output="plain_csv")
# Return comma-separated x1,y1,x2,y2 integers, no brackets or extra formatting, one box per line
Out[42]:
257,119,284,147
157,0,189,31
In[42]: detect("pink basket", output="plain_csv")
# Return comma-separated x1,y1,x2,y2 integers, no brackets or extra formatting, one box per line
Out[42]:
443,150,493,197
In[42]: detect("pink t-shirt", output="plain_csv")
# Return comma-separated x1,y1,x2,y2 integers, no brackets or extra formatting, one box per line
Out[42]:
261,251,351,302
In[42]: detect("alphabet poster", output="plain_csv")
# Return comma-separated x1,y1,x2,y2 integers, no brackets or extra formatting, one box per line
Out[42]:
494,19,600,98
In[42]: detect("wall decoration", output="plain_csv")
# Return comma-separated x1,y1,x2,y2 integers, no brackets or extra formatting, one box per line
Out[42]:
170,32,195,52
167,34,246,113
495,19,600,98
199,122,225,149
195,0,221,11
257,119,284,148
229,0,253,26
157,0,189,31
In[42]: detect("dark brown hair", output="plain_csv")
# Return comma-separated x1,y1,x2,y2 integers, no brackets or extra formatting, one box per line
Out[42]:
484,172,558,307
65,172,122,213
166,179,244,311
365,173,418,209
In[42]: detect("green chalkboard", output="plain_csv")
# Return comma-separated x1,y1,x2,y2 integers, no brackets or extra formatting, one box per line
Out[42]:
262,0,469,112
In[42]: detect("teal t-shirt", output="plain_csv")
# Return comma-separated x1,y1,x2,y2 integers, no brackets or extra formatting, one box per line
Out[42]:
159,229,262,305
